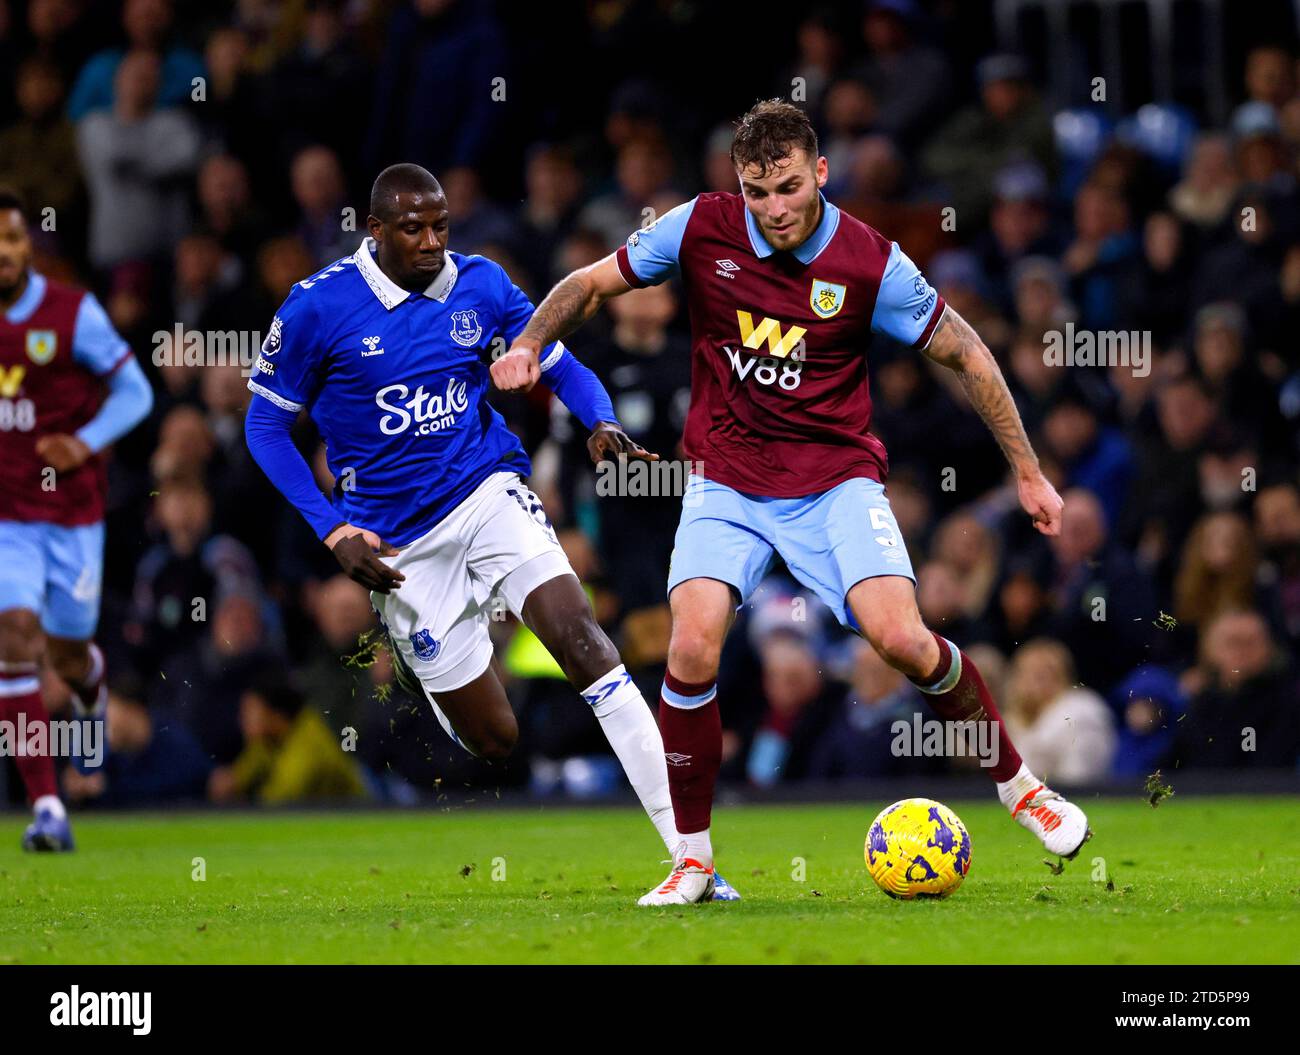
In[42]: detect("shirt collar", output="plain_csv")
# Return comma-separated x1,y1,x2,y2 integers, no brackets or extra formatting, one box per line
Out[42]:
353,237,459,310
744,192,840,265
4,270,46,324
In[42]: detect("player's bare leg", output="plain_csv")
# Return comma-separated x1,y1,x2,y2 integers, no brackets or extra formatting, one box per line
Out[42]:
519,574,683,859
422,664,519,761
0,609,72,851
635,576,735,905
846,575,1091,858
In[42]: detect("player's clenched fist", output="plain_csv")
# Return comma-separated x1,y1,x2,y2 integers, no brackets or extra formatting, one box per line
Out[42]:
491,340,541,392
324,523,406,593
1017,471,1064,537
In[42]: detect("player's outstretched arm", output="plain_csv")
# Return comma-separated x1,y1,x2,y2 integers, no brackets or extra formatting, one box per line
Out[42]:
491,254,629,392
922,308,1063,536
244,396,406,593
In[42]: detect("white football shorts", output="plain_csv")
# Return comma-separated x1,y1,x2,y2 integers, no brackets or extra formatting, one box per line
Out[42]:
371,471,574,696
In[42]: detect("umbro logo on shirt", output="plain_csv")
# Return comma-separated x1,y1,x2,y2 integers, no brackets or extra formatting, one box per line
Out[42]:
715,259,740,279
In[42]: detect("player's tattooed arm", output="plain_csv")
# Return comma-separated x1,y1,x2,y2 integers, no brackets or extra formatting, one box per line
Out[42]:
922,308,1064,536
493,256,630,392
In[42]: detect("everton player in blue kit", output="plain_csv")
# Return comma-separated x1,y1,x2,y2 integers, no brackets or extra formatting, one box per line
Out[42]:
246,165,738,898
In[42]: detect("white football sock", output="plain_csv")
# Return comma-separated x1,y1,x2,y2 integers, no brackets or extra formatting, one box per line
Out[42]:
996,761,1042,812
678,829,713,866
582,665,679,853
34,795,66,821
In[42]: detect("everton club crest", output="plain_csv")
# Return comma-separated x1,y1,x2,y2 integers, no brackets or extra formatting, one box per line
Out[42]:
810,279,846,320
26,329,57,365
410,629,441,661
449,309,482,347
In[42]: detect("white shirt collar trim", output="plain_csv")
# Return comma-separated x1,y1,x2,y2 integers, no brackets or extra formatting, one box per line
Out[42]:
352,237,459,309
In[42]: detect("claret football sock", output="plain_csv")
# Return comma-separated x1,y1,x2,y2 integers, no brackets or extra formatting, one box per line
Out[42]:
657,670,721,862
583,664,679,853
908,632,1023,782
0,671,60,803
65,642,107,717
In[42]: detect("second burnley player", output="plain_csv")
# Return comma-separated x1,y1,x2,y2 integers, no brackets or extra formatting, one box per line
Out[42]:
496,101,1091,905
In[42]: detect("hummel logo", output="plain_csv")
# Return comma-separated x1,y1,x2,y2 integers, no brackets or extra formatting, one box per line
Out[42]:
715,259,740,280
665,752,693,766
362,335,384,357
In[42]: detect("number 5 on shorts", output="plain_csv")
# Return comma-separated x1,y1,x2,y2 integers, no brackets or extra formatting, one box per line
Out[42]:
870,507,899,548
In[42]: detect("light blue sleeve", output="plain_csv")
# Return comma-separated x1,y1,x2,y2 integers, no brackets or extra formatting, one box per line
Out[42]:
870,243,947,349
616,198,697,286
72,294,130,375
246,286,324,412
76,356,153,453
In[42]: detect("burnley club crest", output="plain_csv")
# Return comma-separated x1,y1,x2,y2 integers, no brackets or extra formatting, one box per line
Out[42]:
810,279,846,320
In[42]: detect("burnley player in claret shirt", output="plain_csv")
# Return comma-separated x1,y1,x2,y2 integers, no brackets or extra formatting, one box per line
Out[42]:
0,188,153,851
494,100,1092,905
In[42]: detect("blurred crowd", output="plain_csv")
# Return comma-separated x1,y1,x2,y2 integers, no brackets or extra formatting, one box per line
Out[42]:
1,0,1298,809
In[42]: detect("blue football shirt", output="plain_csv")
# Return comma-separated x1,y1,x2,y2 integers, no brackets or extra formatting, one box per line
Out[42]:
248,240,567,546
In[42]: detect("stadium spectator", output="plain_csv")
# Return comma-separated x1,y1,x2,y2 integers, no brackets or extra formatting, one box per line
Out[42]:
289,145,355,268
922,52,1054,226
807,638,938,780
295,575,383,738
364,0,506,177
741,629,837,787
514,143,584,289
75,48,200,272
66,0,205,121
1045,488,1156,693
1063,180,1140,331
1109,665,1186,777
195,153,265,263
62,692,212,806
1177,610,1300,769
1004,638,1117,784
578,135,678,251
847,0,952,149
1038,387,1135,529
776,10,845,124
0,58,80,250
209,670,367,803
1254,482,1300,652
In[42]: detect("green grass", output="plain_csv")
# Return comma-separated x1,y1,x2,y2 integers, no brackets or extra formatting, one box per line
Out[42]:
1,797,1296,964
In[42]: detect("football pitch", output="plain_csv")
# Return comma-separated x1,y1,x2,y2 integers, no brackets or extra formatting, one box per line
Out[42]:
1,797,1296,965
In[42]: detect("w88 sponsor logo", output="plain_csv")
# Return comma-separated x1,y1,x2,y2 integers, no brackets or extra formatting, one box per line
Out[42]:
723,345,804,390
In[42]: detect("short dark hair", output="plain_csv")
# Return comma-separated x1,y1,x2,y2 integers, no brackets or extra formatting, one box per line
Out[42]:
0,185,26,218
247,667,305,720
369,163,443,221
730,99,819,177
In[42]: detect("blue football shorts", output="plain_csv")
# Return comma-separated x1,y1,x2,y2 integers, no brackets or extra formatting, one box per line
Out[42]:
0,520,104,639
666,474,915,629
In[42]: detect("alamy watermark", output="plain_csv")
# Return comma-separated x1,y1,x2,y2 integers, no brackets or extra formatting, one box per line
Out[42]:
596,458,705,505
1043,323,1150,377
152,324,262,377
890,715,999,768
0,714,103,768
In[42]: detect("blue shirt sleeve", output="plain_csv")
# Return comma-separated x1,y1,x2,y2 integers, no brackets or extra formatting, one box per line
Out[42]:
870,243,947,349
246,285,325,412
244,395,344,541
615,198,697,287
72,293,130,375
